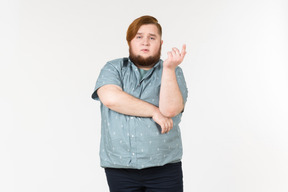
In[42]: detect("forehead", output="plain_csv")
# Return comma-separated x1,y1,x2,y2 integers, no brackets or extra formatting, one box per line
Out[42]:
137,24,160,36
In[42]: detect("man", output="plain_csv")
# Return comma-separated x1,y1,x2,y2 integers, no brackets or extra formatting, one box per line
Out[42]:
92,15,188,192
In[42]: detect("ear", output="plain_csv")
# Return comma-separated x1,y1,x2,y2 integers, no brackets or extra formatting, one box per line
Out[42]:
161,40,163,45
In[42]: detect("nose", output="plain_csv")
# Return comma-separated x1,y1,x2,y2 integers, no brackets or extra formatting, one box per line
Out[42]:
142,37,150,46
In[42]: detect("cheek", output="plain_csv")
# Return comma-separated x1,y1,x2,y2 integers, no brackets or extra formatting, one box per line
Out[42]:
132,42,141,50
152,45,161,53
130,44,138,53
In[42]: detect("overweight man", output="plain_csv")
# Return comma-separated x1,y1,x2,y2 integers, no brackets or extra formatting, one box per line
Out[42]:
92,15,188,192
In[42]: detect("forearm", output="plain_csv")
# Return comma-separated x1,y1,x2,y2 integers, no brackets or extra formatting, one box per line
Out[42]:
97,84,158,117
159,67,184,117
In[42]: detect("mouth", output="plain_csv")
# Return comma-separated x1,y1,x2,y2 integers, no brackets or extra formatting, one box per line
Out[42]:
141,49,149,53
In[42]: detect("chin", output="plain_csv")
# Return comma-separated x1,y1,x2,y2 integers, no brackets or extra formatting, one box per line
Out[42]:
138,52,151,57
140,55,152,58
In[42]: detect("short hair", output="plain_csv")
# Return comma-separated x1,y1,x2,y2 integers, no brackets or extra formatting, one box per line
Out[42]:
126,15,162,45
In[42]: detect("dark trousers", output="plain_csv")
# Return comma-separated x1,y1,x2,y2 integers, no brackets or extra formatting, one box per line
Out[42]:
105,162,183,192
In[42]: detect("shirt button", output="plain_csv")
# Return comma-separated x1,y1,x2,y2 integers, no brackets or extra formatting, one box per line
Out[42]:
132,153,135,156
131,135,134,138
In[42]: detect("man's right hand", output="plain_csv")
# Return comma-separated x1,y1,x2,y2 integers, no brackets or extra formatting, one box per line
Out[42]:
152,109,173,134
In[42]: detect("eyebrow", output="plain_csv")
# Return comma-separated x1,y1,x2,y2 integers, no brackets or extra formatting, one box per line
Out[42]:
136,33,157,37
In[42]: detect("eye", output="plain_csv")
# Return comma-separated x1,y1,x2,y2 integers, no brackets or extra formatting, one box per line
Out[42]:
136,36,142,39
150,37,155,40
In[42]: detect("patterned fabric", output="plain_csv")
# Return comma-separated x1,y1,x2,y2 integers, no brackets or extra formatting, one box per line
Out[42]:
92,58,188,169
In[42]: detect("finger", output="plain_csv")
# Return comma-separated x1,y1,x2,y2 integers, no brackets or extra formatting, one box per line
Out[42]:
167,127,171,133
161,125,166,134
180,44,187,59
181,44,186,54
168,123,173,131
165,127,169,133
172,47,180,55
166,120,170,130
167,51,173,59
163,124,169,133
170,49,177,58
165,123,169,133
169,120,173,130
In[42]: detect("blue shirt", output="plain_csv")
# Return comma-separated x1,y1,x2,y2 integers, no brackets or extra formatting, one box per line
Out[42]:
92,58,188,169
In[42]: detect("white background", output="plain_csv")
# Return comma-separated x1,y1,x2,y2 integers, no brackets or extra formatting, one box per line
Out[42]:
1,0,288,191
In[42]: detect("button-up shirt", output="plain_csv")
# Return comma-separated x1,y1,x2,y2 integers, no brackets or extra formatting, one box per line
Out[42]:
92,58,188,169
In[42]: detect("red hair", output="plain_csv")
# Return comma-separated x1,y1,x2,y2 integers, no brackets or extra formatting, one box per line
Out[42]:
126,15,162,45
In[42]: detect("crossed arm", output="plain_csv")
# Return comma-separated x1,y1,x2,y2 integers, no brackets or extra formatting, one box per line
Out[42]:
97,45,186,134
97,85,173,134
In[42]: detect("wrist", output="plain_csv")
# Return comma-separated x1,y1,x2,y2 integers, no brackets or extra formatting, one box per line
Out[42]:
162,64,176,71
163,60,177,70
152,107,160,118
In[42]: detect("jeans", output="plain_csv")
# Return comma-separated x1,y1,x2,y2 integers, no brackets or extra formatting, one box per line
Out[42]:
105,162,183,192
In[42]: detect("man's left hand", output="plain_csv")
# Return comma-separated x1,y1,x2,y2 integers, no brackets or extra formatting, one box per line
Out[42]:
163,44,186,69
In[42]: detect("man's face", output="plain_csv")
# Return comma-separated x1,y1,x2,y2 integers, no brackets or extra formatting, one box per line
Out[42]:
129,24,163,68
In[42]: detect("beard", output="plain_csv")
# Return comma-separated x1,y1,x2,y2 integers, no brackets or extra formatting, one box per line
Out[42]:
129,46,161,68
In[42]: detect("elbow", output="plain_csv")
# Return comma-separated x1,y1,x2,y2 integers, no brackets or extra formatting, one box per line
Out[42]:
162,111,177,118
100,96,117,108
97,90,118,109
159,104,184,118
159,108,180,118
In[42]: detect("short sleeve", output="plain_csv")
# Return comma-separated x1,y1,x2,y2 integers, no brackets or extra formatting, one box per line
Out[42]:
91,62,122,100
175,67,188,104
